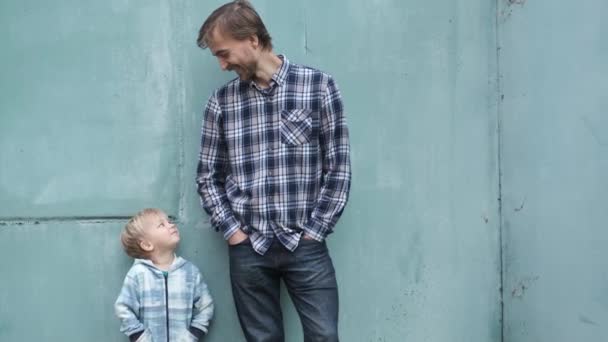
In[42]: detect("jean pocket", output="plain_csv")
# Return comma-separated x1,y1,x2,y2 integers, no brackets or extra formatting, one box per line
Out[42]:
280,109,312,146
300,235,320,243
299,238,325,247
228,237,250,247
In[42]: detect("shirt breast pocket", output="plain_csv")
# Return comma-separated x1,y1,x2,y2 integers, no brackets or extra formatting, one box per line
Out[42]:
280,109,313,146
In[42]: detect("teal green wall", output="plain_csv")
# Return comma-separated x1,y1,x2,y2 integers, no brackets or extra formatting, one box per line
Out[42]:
0,1,182,218
16,0,608,341
499,0,608,341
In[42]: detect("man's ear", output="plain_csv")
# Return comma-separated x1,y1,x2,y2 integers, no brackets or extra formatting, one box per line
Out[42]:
249,35,259,49
139,240,154,252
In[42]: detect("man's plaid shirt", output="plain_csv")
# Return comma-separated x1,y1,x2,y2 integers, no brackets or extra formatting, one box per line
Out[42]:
196,56,351,255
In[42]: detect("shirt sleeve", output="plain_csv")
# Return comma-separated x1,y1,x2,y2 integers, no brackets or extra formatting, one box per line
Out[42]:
114,272,145,338
302,77,352,241
196,93,241,240
190,269,215,334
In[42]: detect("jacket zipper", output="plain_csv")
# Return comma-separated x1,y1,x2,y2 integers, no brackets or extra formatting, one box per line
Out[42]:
164,273,169,342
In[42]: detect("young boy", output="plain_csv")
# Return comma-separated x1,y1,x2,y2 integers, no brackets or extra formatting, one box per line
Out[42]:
115,208,214,341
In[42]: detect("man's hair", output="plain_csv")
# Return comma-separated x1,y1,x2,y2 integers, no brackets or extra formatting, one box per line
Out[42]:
197,0,272,51
120,208,163,259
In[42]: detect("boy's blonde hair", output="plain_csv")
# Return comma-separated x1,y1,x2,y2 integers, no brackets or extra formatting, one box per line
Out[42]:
121,208,163,259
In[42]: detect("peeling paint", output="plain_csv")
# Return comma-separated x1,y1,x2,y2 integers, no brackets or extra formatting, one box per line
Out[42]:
499,0,526,22
511,276,539,298
508,0,526,6
582,115,608,147
303,12,311,55
514,197,526,212
579,314,599,326
0,216,131,226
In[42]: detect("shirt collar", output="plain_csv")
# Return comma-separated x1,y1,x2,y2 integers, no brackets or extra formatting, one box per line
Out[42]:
247,54,290,91
271,54,289,86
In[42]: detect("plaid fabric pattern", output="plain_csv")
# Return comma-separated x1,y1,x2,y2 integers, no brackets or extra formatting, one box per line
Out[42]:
114,257,214,341
196,55,351,255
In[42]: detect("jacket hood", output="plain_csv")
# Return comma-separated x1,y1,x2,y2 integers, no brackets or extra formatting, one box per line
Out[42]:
134,255,187,273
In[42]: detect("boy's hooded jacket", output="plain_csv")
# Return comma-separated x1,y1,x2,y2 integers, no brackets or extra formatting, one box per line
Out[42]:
115,256,214,341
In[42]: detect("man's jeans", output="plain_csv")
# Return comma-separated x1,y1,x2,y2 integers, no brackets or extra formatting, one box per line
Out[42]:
229,238,339,342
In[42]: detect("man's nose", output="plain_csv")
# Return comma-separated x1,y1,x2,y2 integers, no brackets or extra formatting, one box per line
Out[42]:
219,58,228,71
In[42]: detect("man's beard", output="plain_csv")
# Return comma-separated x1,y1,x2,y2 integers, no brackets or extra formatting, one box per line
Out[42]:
231,64,255,81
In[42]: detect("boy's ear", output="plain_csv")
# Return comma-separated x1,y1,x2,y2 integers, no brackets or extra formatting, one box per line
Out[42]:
139,239,154,252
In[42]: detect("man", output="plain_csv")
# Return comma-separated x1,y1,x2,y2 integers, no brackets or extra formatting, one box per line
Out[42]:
195,1,351,341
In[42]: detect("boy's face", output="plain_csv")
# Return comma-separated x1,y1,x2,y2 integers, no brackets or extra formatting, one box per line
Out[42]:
139,212,180,254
